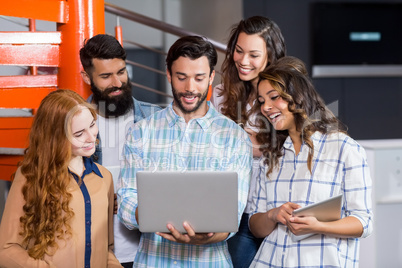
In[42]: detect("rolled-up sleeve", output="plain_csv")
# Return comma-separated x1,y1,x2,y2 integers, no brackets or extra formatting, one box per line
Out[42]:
343,138,373,238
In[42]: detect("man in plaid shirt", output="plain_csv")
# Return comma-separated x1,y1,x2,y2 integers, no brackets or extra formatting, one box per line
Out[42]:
117,36,252,268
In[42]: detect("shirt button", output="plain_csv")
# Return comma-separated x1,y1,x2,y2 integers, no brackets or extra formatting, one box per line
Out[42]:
86,200,90,204
86,221,90,225
86,243,91,247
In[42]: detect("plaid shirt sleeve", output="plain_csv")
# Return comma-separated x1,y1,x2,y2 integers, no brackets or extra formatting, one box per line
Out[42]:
342,136,373,238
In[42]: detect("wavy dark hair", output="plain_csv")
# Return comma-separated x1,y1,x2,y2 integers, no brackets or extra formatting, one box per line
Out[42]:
255,57,346,176
220,16,286,124
16,89,97,259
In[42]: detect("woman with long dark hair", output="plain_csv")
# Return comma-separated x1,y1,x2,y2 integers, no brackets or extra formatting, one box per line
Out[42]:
210,16,286,267
249,57,373,267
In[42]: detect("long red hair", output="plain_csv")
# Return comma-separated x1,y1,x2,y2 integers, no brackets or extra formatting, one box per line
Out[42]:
17,89,96,259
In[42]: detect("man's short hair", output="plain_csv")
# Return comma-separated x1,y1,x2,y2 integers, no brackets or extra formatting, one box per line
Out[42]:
165,35,217,75
79,34,126,74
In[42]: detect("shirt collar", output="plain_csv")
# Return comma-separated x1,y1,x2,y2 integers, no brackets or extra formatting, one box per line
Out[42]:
83,156,103,178
283,135,294,150
282,131,324,152
165,101,216,131
71,156,103,179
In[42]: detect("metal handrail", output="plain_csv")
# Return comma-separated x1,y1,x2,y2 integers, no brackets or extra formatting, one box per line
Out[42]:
104,2,227,53
123,39,166,56
104,2,227,100
126,59,166,76
130,81,172,99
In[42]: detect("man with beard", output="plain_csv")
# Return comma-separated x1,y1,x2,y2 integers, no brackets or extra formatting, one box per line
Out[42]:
117,35,252,267
79,34,161,268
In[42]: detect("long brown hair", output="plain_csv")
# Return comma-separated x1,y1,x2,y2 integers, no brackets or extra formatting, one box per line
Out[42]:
220,16,286,124
255,57,346,176
17,89,96,259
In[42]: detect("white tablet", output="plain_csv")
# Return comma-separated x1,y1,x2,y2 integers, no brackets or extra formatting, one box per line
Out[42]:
292,194,343,221
290,194,343,241
136,171,239,233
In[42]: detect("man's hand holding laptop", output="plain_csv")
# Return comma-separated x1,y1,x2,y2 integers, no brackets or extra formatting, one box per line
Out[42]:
156,221,229,245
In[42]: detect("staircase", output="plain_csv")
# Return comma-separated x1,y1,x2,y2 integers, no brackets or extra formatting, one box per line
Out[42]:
0,0,105,181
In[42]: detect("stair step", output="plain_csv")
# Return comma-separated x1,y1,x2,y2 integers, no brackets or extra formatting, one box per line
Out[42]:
0,44,59,66
0,117,32,153
0,0,68,23
0,116,33,181
0,126,30,149
0,87,56,109
0,155,23,181
0,75,57,88
0,32,61,44
0,117,33,128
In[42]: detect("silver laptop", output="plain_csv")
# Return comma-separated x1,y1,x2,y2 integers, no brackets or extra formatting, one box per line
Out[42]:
137,171,239,233
290,194,343,241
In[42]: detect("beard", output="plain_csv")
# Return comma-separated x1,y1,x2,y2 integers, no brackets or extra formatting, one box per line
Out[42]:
171,83,209,114
90,78,134,117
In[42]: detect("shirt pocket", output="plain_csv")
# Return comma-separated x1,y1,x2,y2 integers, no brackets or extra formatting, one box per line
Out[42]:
307,161,343,201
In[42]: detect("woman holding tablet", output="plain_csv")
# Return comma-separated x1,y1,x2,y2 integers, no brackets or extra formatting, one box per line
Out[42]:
249,57,373,267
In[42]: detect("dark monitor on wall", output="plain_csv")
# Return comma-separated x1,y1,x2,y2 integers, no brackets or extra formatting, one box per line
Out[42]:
311,2,402,77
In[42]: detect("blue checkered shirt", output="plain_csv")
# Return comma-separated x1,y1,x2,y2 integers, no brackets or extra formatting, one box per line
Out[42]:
117,102,252,268
250,131,373,268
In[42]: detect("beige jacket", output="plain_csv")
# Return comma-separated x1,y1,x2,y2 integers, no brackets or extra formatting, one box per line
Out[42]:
0,164,122,268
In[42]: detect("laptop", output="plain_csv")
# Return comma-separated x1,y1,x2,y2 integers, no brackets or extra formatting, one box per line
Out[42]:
290,194,343,241
136,171,239,233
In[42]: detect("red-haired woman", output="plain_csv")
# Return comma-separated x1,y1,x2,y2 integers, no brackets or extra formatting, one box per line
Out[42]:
0,89,122,267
